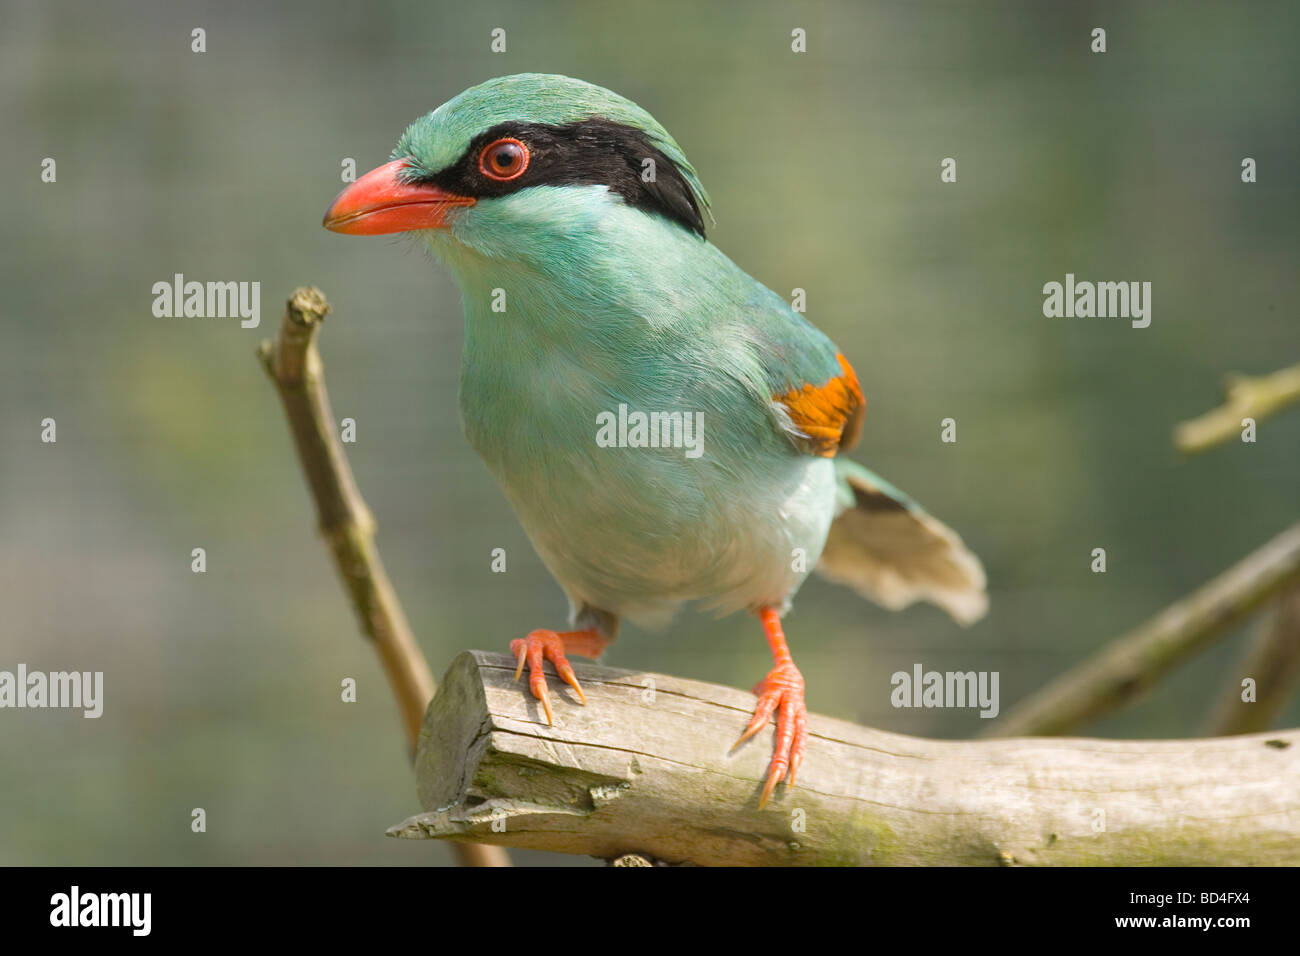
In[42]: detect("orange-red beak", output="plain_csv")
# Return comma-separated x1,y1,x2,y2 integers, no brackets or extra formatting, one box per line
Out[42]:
322,159,475,235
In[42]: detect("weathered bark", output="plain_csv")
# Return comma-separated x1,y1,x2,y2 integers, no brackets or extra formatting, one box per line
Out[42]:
389,651,1300,866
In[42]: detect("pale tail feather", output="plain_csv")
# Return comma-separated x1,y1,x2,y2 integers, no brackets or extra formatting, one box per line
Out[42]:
816,459,988,626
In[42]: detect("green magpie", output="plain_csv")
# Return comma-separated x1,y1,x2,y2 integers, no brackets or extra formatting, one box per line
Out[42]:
324,73,986,808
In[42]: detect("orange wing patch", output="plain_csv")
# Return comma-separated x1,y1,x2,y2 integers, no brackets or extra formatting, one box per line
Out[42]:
774,353,865,457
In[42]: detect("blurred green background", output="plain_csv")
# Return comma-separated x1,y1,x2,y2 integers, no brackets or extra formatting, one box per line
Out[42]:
1,0,1296,866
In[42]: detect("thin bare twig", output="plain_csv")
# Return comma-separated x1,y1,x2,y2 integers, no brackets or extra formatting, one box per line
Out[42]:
1207,585,1300,736
259,286,509,867
985,522,1300,738
1174,362,1300,453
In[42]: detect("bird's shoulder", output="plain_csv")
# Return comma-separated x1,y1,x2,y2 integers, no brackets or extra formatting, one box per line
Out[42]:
728,282,865,457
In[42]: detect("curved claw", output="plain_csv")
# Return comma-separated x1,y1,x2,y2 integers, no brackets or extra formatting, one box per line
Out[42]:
508,628,607,726
739,663,807,809
732,693,780,749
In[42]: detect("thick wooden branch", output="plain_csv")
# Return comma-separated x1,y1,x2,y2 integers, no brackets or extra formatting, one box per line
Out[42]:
1174,361,1300,453
985,522,1300,738
388,650,1300,866
259,287,507,868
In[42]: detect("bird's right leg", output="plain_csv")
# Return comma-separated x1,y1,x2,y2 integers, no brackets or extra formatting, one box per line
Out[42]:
733,607,808,809
510,629,609,725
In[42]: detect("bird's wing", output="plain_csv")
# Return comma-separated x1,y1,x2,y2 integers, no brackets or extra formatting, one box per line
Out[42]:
739,289,865,457
818,459,988,625
733,287,987,625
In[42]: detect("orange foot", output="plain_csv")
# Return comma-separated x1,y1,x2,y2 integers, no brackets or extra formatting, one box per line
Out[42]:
510,629,609,725
733,607,808,809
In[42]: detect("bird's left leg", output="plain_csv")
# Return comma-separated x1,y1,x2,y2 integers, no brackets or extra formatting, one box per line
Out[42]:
733,607,808,808
510,629,609,725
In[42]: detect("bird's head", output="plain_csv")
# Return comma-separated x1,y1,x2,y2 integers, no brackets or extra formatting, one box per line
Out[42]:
323,74,712,264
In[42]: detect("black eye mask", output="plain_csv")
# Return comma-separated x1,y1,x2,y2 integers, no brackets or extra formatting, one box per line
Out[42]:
413,117,706,238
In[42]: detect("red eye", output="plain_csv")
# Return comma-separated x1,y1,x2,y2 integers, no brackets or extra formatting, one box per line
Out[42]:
479,138,529,181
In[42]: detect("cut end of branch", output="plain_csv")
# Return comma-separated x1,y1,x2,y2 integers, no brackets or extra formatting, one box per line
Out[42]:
262,287,333,386
287,286,331,328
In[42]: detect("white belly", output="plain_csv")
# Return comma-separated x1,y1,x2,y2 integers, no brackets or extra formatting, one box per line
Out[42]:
505,452,838,629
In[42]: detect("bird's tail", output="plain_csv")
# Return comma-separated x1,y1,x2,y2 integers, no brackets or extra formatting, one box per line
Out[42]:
816,458,988,626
